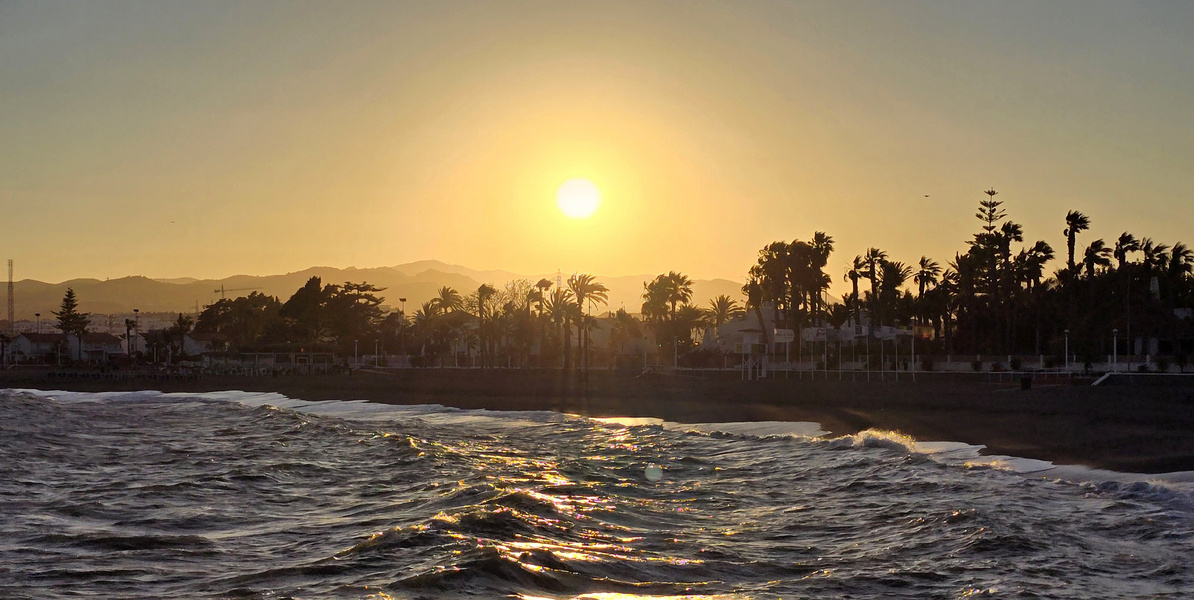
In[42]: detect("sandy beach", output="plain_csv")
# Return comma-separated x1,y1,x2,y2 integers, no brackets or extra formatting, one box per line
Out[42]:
5,368,1193,474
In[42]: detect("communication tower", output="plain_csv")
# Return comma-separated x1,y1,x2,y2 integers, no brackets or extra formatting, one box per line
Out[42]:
7,259,13,334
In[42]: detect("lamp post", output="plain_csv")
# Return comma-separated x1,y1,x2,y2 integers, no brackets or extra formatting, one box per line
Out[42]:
35,313,40,335
1112,328,1118,373
354,339,358,367
133,309,139,362
1064,329,1069,372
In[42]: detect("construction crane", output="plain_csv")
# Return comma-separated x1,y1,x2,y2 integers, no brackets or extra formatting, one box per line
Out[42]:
213,285,262,300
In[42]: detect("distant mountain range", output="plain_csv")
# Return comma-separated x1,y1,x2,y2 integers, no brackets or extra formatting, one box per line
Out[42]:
6,260,749,320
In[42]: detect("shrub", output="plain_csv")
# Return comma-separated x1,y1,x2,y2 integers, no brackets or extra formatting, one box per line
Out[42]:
921,356,934,371
1010,357,1022,371
1156,357,1170,373
990,362,1003,372
971,360,983,372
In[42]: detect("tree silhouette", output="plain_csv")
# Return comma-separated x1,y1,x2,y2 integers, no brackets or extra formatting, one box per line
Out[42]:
53,288,90,360
1063,210,1091,276
568,273,608,371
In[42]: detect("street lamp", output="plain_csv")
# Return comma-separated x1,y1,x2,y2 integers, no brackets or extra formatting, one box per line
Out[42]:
1064,329,1069,371
1112,328,1118,373
35,313,40,335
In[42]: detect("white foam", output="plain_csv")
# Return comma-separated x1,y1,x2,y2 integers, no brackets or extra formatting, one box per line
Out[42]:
8,387,1192,490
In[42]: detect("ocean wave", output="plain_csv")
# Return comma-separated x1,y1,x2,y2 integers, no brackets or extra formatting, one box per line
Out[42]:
3,388,1193,599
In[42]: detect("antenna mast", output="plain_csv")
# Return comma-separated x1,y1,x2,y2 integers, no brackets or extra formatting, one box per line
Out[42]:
7,259,13,334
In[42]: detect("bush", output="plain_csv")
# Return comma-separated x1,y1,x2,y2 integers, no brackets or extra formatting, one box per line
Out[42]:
1010,357,1023,371
1137,364,1150,373
921,356,934,371
990,362,1003,372
1156,357,1170,373
971,360,983,372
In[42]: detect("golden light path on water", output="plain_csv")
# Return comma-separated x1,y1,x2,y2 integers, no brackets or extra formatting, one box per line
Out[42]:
9,390,1190,598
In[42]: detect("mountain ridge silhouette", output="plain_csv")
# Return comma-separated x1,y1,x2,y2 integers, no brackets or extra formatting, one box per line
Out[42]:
6,261,749,320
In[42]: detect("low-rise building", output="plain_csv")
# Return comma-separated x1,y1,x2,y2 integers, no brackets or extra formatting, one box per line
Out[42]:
7,333,68,363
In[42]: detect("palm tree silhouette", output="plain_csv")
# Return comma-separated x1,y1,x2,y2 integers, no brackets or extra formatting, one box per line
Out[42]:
1063,211,1091,276
544,288,576,368
567,273,608,371
1082,239,1112,278
1114,232,1140,270
864,247,888,329
844,255,866,327
743,278,770,349
914,256,941,321
476,284,497,368
662,271,693,319
809,232,835,319
434,286,463,313
706,295,745,338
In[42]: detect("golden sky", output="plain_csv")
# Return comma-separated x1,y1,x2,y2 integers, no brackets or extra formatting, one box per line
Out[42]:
2,1,1192,295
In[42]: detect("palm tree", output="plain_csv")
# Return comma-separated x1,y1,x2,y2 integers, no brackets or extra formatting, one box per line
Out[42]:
864,248,888,327
809,231,835,318
675,305,707,350
743,278,770,349
544,287,576,368
434,286,463,313
1082,239,1112,278
1113,232,1140,270
879,261,912,322
476,284,497,368
1168,242,1193,279
914,256,940,321
1019,241,1054,290
663,271,693,318
1140,238,1171,275
567,273,608,371
415,300,440,322
706,295,745,339
1063,211,1090,275
844,255,866,326
609,308,642,357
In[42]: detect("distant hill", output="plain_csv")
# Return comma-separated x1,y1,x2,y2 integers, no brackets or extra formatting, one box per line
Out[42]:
8,262,750,320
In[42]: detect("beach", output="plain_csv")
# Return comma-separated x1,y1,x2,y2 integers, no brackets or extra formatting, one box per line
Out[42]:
4,368,1192,473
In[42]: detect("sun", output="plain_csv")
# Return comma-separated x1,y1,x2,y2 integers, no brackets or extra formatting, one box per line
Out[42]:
556,178,601,219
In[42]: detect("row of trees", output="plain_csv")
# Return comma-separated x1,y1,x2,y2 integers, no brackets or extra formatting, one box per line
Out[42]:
190,270,751,368
45,188,1193,368
743,190,1194,361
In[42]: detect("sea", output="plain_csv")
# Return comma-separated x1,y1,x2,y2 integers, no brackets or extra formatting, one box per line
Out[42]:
2,389,1192,599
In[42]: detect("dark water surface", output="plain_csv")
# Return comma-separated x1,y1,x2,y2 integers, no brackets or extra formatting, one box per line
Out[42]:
1,389,1192,599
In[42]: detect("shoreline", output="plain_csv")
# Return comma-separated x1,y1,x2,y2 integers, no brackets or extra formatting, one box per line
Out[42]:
5,368,1194,474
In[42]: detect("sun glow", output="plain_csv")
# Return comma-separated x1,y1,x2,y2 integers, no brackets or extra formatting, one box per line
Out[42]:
556,178,601,219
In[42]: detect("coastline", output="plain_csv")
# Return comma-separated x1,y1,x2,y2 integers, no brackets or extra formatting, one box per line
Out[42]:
5,368,1193,474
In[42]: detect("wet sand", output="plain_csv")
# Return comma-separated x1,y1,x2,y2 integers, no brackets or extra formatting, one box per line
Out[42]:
5,368,1193,474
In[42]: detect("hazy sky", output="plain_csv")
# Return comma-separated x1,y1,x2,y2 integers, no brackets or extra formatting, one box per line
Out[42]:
3,1,1192,294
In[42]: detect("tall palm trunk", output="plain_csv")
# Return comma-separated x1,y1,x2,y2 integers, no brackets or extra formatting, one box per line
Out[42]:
563,315,572,370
